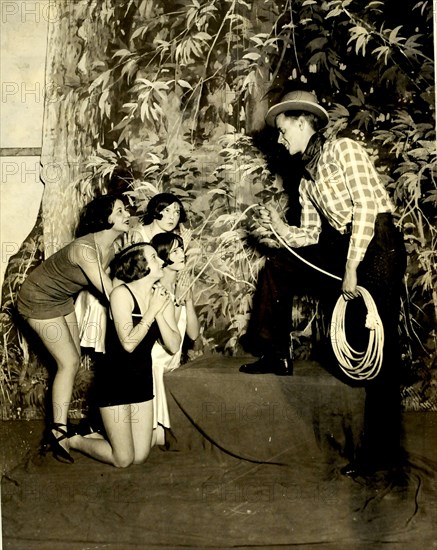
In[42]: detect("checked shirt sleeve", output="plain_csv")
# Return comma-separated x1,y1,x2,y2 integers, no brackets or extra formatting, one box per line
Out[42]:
335,140,380,262
281,181,321,248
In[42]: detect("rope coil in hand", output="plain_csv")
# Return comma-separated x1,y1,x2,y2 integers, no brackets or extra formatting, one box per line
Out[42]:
330,286,384,380
269,224,384,380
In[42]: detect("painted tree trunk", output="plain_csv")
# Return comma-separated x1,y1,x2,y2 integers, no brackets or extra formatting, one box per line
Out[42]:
41,0,118,256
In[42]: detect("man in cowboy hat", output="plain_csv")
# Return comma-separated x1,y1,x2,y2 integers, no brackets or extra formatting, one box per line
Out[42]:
240,88,407,477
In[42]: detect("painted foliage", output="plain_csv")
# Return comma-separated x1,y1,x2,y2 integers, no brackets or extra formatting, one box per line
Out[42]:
1,0,435,418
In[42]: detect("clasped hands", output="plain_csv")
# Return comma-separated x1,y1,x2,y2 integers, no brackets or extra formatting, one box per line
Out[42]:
150,282,171,314
150,273,194,313
175,269,193,306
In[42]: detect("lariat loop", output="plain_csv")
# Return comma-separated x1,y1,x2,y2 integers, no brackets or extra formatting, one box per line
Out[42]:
269,224,384,381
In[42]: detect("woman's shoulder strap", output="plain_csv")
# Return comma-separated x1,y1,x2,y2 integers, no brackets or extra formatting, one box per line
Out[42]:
73,234,97,251
114,283,141,315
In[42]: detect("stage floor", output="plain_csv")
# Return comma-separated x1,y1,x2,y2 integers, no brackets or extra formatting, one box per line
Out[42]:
1,355,436,549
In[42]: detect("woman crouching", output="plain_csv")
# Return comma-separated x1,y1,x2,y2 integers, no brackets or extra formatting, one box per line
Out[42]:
69,242,181,467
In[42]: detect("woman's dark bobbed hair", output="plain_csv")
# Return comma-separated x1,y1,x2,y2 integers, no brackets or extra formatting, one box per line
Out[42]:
151,232,184,267
75,194,126,238
110,242,153,283
140,193,187,226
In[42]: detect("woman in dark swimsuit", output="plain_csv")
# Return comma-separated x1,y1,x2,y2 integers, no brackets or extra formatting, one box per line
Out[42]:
68,243,181,467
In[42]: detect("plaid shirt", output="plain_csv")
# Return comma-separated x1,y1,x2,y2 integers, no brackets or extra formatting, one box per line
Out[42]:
282,137,394,262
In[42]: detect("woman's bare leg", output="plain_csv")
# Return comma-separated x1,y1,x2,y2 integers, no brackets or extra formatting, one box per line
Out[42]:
70,404,134,466
27,312,81,449
70,401,153,467
131,400,154,463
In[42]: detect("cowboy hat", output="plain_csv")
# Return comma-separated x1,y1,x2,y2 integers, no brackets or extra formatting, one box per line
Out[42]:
265,90,329,128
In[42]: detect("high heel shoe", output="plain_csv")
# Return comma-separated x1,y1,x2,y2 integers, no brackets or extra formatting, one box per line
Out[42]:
50,423,74,464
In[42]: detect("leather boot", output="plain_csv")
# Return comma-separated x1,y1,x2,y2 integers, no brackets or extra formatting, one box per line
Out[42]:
239,355,293,376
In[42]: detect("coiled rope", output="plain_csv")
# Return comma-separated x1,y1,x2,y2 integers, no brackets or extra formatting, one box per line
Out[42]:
269,225,384,380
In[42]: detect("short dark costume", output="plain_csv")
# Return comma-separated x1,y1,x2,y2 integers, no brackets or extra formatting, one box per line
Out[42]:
95,285,159,408
16,235,95,320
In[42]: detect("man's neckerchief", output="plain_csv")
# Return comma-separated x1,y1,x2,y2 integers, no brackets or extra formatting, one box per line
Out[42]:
302,132,325,181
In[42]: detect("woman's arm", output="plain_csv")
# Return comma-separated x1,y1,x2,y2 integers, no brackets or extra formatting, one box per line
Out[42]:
72,242,113,298
155,298,182,355
184,290,200,341
110,285,168,353
175,271,200,341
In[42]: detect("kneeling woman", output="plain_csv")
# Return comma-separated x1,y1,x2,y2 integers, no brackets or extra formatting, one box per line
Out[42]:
69,243,181,467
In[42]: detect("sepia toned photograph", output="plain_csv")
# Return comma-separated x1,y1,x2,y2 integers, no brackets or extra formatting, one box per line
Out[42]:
1,0,436,548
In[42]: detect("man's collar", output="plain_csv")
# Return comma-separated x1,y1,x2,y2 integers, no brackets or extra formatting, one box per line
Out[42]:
302,132,325,181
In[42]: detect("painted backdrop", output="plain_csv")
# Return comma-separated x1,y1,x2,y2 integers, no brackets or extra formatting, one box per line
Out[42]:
1,0,435,419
